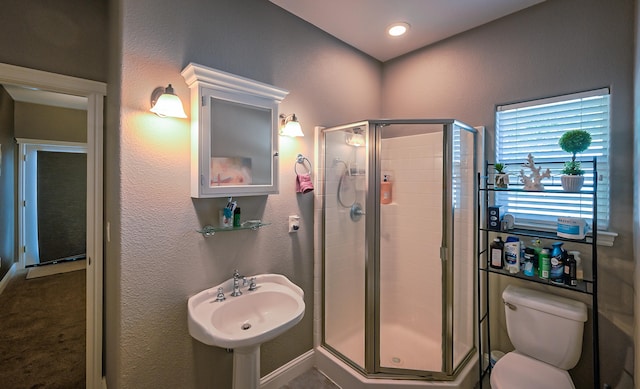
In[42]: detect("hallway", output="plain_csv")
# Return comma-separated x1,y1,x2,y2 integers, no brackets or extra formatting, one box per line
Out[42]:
0,267,85,388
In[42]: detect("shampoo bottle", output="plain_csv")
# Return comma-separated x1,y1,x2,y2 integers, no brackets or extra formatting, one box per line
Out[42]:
381,175,392,204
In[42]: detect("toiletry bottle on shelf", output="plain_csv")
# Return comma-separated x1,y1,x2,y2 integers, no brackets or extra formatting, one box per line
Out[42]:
550,242,566,284
523,247,537,277
539,248,551,279
569,250,584,281
564,253,577,286
490,237,505,269
381,175,392,204
233,207,241,227
504,236,520,274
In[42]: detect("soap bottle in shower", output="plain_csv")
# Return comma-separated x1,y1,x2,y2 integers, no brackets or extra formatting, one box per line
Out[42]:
381,175,392,204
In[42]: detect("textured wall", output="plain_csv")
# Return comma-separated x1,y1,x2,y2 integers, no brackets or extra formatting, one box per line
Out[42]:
381,0,635,387
634,0,640,384
107,0,381,387
0,0,108,82
0,86,15,280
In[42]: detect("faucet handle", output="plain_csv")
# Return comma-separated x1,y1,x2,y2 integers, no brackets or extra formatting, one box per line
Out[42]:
248,277,257,291
215,287,226,302
233,269,240,278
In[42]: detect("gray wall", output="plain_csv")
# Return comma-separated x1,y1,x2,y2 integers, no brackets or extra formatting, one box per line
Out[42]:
634,0,640,383
14,102,87,143
0,0,108,83
107,0,381,388
0,86,15,280
382,0,635,387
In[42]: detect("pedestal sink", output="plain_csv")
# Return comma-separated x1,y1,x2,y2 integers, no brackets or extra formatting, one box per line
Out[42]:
188,274,305,389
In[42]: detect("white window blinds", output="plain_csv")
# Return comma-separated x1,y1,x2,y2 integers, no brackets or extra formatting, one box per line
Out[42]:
495,88,610,229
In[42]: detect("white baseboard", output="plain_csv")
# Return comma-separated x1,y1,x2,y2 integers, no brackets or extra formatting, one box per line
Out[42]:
260,349,315,389
0,262,18,296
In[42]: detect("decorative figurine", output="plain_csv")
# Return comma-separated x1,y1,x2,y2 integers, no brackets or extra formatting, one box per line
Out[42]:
519,153,551,191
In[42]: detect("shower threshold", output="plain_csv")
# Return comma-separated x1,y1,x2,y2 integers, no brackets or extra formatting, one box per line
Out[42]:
315,347,479,389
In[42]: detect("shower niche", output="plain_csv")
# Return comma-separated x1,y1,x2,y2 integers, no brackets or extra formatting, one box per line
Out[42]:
318,120,478,384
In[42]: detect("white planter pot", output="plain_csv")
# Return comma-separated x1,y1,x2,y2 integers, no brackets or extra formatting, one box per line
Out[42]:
561,175,584,192
494,173,509,189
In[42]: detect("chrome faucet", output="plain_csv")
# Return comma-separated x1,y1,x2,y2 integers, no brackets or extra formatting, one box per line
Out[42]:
231,269,246,297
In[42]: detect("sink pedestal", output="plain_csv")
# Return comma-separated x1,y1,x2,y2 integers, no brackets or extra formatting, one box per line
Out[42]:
233,345,260,389
187,274,305,389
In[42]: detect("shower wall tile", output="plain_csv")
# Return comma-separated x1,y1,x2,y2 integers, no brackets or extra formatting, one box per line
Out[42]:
380,132,443,343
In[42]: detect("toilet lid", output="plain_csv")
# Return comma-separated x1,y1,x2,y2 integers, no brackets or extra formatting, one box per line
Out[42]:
490,352,575,389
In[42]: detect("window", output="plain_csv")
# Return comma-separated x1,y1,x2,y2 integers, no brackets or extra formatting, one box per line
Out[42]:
495,88,610,230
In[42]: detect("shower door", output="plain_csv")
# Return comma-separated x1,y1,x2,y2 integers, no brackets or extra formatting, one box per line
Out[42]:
322,121,370,370
322,120,476,380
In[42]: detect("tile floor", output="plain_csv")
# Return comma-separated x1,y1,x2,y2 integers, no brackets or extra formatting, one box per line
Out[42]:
280,368,490,389
280,368,339,389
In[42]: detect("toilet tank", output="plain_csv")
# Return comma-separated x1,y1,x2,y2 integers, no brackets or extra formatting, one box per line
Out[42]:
502,285,587,370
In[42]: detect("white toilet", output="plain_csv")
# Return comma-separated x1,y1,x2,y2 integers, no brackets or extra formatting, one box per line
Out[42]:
490,285,587,389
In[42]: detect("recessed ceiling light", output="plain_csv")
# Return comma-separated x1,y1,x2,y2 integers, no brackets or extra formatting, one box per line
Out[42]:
387,22,410,37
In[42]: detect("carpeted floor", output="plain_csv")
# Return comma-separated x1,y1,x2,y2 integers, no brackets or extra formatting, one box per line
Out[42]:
0,268,85,389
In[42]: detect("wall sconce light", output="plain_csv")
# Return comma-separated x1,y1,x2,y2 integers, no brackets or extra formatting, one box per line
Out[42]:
279,113,304,137
150,84,187,118
346,127,365,147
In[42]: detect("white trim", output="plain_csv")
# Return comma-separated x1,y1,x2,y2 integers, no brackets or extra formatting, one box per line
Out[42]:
0,63,106,96
259,349,316,389
497,87,610,111
0,262,18,295
596,230,618,247
17,142,88,268
86,92,104,389
15,138,87,148
1,63,106,388
181,62,289,102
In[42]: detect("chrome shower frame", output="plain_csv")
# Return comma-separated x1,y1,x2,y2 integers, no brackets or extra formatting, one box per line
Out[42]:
320,119,479,382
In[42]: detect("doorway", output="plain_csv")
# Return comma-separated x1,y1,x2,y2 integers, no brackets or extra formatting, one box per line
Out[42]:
0,63,105,388
19,141,88,268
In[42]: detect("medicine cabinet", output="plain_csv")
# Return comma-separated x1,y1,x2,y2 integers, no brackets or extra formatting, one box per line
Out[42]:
181,63,289,198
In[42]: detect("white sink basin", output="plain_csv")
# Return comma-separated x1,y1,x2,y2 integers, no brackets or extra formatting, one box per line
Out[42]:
188,273,305,349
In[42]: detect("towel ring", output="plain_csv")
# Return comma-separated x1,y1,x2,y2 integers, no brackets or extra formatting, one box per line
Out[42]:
295,154,312,175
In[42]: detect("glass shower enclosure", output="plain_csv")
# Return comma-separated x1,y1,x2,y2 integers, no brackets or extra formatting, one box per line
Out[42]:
321,119,477,380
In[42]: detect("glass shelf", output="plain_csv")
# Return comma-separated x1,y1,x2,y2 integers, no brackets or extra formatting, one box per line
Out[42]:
196,222,270,237
480,266,593,295
480,227,594,244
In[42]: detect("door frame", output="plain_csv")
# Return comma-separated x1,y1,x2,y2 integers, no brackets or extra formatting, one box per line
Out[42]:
1,63,106,388
17,140,88,268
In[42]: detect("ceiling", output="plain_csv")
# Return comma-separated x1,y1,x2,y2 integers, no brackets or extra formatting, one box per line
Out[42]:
269,0,546,62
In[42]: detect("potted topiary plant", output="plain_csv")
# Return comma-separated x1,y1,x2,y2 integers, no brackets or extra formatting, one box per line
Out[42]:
558,129,592,192
494,162,509,189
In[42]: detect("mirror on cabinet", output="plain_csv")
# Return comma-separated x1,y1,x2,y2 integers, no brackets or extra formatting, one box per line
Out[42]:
182,63,289,198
